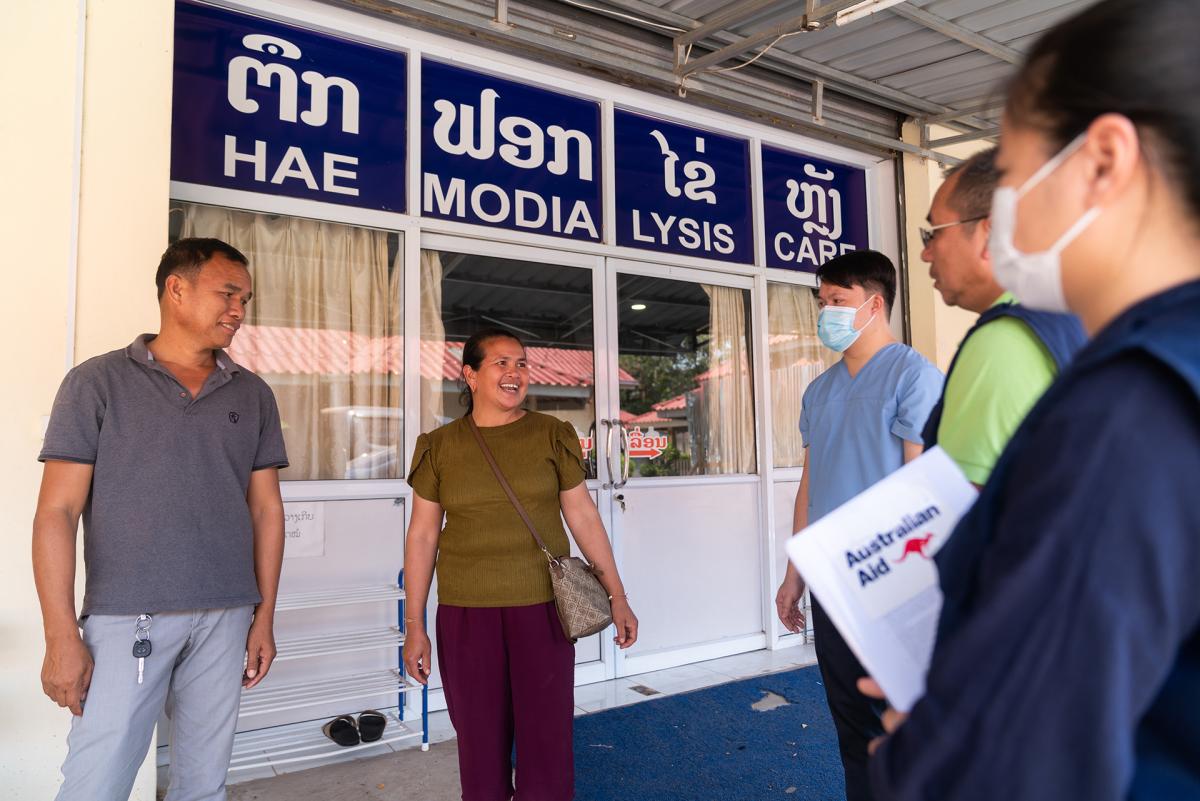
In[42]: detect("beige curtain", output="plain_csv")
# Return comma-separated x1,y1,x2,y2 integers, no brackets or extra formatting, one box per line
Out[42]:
179,202,402,480
696,285,756,474
419,250,446,432
767,283,836,468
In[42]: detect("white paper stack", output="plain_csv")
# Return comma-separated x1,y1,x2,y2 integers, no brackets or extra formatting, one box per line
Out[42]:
785,447,976,712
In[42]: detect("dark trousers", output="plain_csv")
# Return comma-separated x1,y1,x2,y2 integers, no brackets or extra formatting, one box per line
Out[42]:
812,600,886,801
437,601,576,801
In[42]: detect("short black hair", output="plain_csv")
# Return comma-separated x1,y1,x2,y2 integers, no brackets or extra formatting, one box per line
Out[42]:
816,249,896,312
155,237,249,300
942,147,999,221
1006,0,1200,221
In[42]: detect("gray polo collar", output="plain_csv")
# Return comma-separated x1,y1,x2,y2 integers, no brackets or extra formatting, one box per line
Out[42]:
127,333,238,375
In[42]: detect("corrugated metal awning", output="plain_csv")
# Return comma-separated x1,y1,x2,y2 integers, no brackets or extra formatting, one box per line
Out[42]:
330,0,1097,161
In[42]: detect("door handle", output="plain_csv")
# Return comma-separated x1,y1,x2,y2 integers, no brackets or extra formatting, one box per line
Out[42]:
614,421,632,489
602,418,617,489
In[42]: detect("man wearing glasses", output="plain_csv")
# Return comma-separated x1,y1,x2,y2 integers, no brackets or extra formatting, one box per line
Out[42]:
918,147,1085,489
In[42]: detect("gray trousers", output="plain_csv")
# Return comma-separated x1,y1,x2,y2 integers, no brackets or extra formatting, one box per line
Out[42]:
56,606,254,801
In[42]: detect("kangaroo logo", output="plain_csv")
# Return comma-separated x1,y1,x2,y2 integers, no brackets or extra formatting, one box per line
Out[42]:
895,533,934,563
229,412,240,424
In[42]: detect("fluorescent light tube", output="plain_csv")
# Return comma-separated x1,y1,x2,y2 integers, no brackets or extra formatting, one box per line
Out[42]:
835,0,909,26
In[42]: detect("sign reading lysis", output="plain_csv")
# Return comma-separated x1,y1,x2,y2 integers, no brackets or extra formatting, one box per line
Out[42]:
762,146,868,272
421,61,602,241
614,110,754,264
171,2,408,211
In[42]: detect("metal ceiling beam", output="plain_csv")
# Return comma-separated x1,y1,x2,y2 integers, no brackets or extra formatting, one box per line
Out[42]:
676,0,862,77
333,0,965,162
888,4,1023,64
601,0,995,128
927,127,1001,148
674,0,788,47
923,97,1004,125
678,16,806,76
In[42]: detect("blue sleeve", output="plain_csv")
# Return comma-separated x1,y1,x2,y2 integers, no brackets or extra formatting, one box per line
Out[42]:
891,359,942,444
799,389,812,449
870,357,1200,801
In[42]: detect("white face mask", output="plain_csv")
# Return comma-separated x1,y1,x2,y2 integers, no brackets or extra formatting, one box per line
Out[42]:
989,133,1102,313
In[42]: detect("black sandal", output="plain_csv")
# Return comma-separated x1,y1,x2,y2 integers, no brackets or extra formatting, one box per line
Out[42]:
357,709,387,742
321,714,360,747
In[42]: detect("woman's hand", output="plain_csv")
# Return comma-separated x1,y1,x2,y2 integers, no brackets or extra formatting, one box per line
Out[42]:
857,677,908,754
611,597,639,649
403,627,433,685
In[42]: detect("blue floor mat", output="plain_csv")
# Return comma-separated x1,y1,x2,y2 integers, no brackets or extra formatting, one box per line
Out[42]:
574,666,845,801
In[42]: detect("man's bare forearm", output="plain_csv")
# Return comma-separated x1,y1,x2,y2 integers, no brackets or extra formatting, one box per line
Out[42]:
33,508,82,642
248,469,285,618
252,518,284,617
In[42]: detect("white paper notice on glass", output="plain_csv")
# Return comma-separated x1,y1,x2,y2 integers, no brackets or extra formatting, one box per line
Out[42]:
785,447,976,713
283,501,326,559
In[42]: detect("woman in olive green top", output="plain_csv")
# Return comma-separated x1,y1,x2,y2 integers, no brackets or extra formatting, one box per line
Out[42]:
403,328,638,801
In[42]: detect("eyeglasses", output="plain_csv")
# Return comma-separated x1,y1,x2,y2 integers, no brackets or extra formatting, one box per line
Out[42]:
919,215,986,247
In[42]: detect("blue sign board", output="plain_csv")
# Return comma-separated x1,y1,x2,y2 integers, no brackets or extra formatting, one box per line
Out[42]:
171,1,407,211
421,60,602,241
762,146,869,272
614,110,753,264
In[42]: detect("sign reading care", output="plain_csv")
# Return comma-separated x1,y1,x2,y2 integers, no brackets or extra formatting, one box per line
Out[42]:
171,1,408,211
422,61,602,241
762,146,869,272
614,110,753,264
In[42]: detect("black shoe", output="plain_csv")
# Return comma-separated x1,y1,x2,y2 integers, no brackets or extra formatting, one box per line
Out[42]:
321,714,360,747
357,710,387,742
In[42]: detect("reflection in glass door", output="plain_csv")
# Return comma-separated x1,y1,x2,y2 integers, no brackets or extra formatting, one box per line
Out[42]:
417,248,604,477
615,273,756,478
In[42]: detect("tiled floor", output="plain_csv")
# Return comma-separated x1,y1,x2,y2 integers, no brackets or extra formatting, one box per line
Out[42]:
156,643,819,789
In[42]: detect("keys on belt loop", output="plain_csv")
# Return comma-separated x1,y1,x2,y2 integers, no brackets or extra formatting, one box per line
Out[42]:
133,614,152,686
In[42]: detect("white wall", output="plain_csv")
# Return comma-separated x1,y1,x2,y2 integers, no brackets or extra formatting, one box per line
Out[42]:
0,1,173,797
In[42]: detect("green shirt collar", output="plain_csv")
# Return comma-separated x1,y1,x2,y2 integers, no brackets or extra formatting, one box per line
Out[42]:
989,290,1017,309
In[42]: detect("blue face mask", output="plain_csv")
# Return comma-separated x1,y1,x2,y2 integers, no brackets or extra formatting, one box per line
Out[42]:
817,296,877,353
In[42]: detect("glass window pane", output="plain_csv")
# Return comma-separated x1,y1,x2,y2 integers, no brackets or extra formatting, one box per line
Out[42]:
173,201,403,481
767,282,836,468
617,275,755,477
418,251,599,479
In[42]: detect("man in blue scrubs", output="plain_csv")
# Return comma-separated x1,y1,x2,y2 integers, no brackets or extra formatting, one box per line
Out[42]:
776,250,942,801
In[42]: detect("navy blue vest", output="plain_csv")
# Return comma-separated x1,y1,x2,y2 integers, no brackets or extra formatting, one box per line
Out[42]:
922,302,1087,450
931,281,1200,799
938,280,1200,638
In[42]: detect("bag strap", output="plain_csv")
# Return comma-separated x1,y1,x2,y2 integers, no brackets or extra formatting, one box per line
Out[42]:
466,416,556,564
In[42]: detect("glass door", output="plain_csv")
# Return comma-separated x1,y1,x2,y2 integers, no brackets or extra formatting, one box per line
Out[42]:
417,235,611,686
600,260,766,678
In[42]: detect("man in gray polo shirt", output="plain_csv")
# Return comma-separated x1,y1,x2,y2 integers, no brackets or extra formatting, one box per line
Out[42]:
32,238,288,801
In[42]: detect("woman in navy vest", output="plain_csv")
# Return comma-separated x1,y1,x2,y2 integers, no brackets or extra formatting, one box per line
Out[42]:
866,1,1200,799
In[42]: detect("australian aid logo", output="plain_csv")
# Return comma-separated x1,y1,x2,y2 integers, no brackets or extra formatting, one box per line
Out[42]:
845,503,950,620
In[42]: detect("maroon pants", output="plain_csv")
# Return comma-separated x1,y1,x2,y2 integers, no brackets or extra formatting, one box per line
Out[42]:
437,601,575,801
